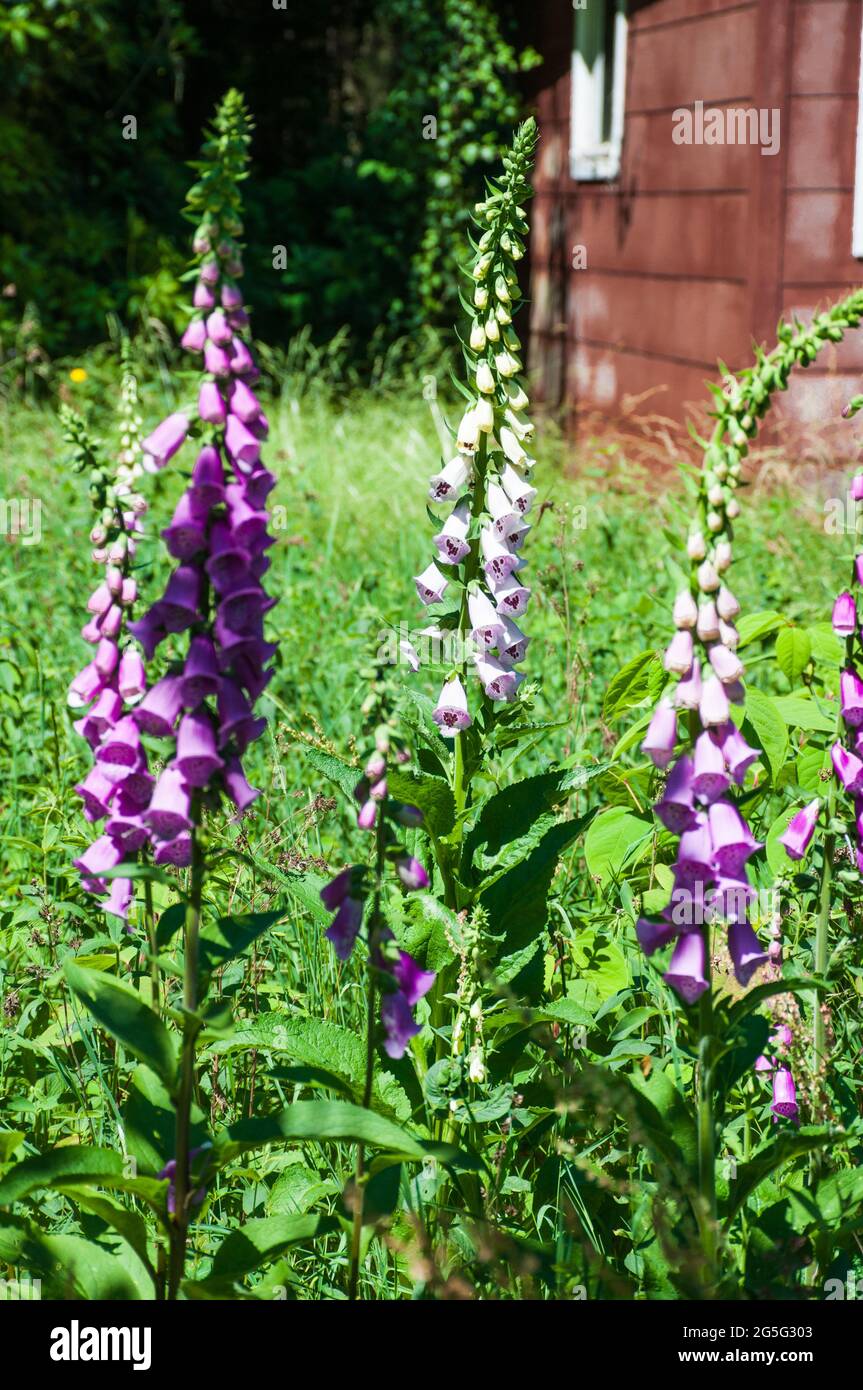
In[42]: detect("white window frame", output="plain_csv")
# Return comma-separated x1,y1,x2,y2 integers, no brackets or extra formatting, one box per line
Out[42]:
853,15,863,256
570,0,628,182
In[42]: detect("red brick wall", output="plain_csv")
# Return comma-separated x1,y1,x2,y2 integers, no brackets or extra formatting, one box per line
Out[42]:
522,0,863,429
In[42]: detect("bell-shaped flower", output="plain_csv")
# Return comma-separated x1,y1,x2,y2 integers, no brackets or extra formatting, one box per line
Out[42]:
642,699,677,769
133,676,185,738
779,798,820,861
663,931,708,1004
728,919,768,985
414,562,448,606
493,576,530,617
176,711,224,787
433,502,470,565
143,767,193,841
475,652,518,702
381,991,422,1059
832,590,857,636
831,740,863,794
654,754,700,833
432,676,471,737
771,1067,799,1122
692,730,730,802
699,673,730,728
841,667,863,726
429,454,471,502
468,589,505,651
707,800,762,876
673,660,702,711
142,412,189,470
664,629,693,676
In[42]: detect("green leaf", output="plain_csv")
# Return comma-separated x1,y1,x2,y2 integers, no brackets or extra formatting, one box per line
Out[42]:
0,1146,123,1206
772,694,836,734
723,1130,836,1218
386,767,455,837
743,688,788,780
297,744,358,798
583,807,653,887
602,650,663,722
775,628,812,683
806,622,843,669
400,893,462,972
214,1101,480,1170
65,962,178,1090
736,610,783,650
205,1014,411,1122
205,1213,338,1285
199,909,284,971
55,1188,157,1289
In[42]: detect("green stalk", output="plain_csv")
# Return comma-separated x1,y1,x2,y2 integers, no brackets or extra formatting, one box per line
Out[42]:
696,924,717,1290
347,814,385,1301
144,877,160,1012
167,807,204,1301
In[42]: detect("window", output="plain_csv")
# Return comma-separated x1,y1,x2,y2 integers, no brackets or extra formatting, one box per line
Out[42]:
570,0,628,182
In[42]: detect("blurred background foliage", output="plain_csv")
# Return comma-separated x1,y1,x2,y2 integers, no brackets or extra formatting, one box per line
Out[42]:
0,0,538,372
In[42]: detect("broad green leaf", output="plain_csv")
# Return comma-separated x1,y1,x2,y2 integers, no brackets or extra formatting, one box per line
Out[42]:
297,744,358,798
65,962,177,1090
736,610,783,649
479,819,589,980
743,688,788,780
602,649,663,722
266,1164,339,1216
772,694,836,734
583,807,653,887
214,1100,480,1170
723,1130,835,1218
206,1213,338,1283
386,767,455,837
0,1146,123,1205
204,1014,411,1122
55,1187,157,1287
775,627,812,683
400,892,462,972
795,746,832,793
806,622,843,669
199,908,284,971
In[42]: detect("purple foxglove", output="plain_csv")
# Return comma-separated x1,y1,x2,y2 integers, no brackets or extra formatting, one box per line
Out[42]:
500,463,535,514
225,414,261,469
708,873,755,924
222,755,261,814
831,740,863,794
381,990,422,1059
663,931,708,1004
229,378,262,425
105,876,134,922
673,589,698,629
391,951,435,1006
697,559,720,592
143,767,193,841
229,337,255,376
664,629,693,676
190,446,226,509
104,809,149,853
673,660,702,711
181,318,207,351
832,590,856,636
754,1054,773,1073
217,678,266,751
133,675,184,738
68,661,104,709
159,565,202,632
244,468,276,510
114,766,154,810
496,615,529,666
199,257,219,285
475,652,518,702
675,816,714,887
699,674,730,728
357,798,378,831
468,590,505,650
161,492,207,559
193,281,216,310
708,800,762,875
205,308,232,345
205,521,249,592
493,577,530,617
199,380,227,424
708,644,744,685
74,834,124,891
636,916,678,956
414,562,448,605
74,766,117,821
692,730,730,802
204,340,231,377
779,798,820,860
717,721,758,783
320,867,353,912
665,878,709,929
87,582,112,616
481,526,520,585
100,604,123,638
716,584,740,621
714,540,732,571
772,1023,793,1049
841,667,863,726
96,715,142,768
154,834,193,867
429,455,471,502
225,485,269,545
176,711,224,787
126,608,167,660
718,619,738,650
222,283,243,309
142,412,189,470
180,635,221,707
396,857,430,891
433,676,471,736
325,896,363,960
74,689,122,746
654,754,700,833
770,1067,799,1121
642,699,677,769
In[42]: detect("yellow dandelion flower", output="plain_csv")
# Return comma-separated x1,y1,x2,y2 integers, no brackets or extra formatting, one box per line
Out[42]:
69,367,88,383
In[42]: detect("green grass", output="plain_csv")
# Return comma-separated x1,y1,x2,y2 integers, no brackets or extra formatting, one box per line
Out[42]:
0,376,858,1300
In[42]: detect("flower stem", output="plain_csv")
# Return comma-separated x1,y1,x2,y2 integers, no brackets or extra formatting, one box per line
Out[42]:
144,877,160,1012
347,816,385,1301
696,925,717,1290
168,805,204,1301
